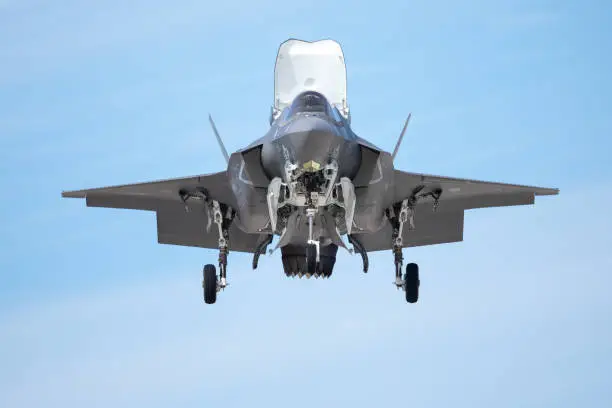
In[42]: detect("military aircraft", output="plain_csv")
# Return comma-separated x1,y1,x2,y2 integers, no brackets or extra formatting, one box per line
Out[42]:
62,39,559,305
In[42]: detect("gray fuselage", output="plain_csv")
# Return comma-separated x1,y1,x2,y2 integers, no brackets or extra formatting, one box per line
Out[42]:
260,100,361,181
226,90,396,258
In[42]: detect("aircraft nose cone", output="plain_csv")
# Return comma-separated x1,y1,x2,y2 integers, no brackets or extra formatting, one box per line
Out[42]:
280,116,341,165
282,115,338,135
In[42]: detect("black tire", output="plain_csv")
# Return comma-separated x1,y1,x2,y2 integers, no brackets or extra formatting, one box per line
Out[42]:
404,262,420,304
203,264,217,304
306,243,317,275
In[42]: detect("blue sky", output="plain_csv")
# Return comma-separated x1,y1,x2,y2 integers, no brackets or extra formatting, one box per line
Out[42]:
1,0,611,407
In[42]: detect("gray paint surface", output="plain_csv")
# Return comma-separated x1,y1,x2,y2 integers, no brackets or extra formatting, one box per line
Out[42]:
62,90,558,260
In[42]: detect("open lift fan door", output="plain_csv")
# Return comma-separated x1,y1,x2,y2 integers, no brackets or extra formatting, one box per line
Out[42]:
274,39,348,117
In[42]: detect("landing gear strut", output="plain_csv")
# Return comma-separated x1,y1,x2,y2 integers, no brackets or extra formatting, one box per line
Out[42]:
201,199,234,305
388,198,420,303
305,207,320,276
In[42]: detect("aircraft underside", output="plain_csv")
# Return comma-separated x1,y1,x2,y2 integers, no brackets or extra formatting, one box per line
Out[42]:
61,39,558,307
61,134,557,307
195,144,439,305
186,136,555,306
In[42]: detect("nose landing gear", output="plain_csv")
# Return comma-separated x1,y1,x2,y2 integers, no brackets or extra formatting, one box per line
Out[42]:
305,207,320,275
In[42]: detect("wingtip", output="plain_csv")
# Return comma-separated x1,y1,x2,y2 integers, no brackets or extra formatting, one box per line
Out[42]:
536,188,560,196
61,190,87,198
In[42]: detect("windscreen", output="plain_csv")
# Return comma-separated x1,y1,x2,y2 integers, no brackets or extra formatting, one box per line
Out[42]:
286,91,331,117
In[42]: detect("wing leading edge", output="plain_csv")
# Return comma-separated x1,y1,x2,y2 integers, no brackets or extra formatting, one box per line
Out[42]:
62,171,237,211
62,172,262,253
393,170,558,212
356,170,558,252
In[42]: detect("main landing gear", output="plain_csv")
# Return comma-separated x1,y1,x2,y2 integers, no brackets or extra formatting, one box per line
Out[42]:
388,198,421,304
201,199,234,305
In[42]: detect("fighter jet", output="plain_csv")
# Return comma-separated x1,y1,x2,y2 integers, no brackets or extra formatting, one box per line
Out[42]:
62,39,559,305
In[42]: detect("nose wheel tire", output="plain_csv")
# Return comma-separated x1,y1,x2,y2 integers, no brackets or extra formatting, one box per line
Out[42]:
404,263,420,303
203,264,217,304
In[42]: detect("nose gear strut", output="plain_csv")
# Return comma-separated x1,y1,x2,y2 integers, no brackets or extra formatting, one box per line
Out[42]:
306,207,320,274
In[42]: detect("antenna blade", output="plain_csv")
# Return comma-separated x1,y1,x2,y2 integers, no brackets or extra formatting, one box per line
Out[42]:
208,114,230,164
392,113,412,161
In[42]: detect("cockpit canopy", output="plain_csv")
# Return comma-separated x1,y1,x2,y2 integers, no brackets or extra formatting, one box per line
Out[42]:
287,91,332,117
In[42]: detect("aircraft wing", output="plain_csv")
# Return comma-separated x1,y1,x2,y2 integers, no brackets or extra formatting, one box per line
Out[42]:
62,171,264,253
156,201,265,253
356,209,464,252
393,170,559,212
62,171,237,211
355,170,559,252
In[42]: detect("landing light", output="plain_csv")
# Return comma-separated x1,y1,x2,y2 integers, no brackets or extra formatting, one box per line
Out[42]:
303,160,321,172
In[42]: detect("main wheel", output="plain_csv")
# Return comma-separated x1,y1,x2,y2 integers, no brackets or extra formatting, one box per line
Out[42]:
203,264,217,304
306,243,317,275
404,262,420,303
